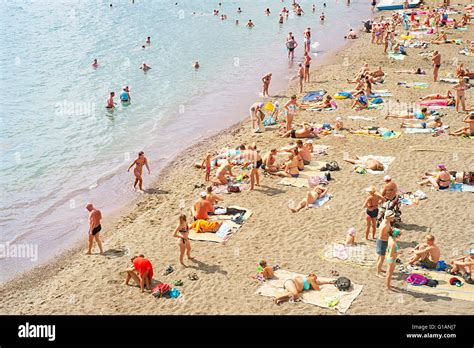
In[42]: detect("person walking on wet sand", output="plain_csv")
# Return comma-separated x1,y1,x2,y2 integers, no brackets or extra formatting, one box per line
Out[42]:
262,72,272,97
86,203,104,255
127,151,150,192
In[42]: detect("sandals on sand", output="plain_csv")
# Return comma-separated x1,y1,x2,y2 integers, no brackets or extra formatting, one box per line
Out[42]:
163,266,174,275
330,270,339,277
173,280,184,287
188,273,199,281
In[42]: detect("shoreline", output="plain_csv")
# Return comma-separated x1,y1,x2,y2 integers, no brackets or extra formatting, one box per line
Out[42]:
0,33,360,289
1,1,473,315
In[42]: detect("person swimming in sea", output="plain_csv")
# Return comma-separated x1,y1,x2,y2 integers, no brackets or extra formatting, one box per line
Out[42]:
91,58,98,68
194,61,200,69
320,12,325,21
139,62,151,72
145,36,151,44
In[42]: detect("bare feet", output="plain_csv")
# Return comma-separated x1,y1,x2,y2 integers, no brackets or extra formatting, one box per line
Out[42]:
375,273,384,278
85,251,91,255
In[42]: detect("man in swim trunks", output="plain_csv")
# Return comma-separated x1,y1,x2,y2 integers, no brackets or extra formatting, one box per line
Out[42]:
280,123,317,138
303,51,312,83
192,192,214,220
375,210,395,277
86,203,104,255
262,148,281,173
297,63,305,93
381,175,398,201
363,186,384,240
432,51,441,82
246,19,254,28
407,234,440,269
280,139,312,165
286,36,298,60
106,92,116,109
449,249,474,284
235,145,262,190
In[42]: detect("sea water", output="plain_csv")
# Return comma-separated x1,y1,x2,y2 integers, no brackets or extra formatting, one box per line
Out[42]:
0,0,372,283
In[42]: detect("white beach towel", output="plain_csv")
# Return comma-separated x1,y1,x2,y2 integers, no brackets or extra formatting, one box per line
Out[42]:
255,269,363,313
308,194,331,208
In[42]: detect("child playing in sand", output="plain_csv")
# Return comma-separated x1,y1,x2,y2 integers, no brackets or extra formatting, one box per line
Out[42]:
259,260,274,280
345,227,356,246
201,153,212,181
335,117,344,131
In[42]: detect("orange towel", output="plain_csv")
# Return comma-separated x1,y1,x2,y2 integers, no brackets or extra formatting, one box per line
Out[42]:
191,220,221,233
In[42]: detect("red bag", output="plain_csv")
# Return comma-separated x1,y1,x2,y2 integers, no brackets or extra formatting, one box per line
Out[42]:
152,283,171,297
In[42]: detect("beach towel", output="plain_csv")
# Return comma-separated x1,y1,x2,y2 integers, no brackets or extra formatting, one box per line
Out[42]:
405,270,474,302
308,194,331,208
190,220,221,233
255,269,363,313
355,155,395,174
461,184,474,192
334,91,352,99
369,91,392,98
388,52,405,60
404,125,449,134
353,131,401,140
417,99,454,107
348,116,376,121
398,82,429,88
307,106,337,112
320,242,377,268
188,206,253,243
302,90,326,102
439,78,458,84
278,163,327,188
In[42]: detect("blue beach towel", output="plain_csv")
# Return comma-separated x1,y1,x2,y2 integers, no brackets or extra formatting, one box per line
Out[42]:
302,90,327,102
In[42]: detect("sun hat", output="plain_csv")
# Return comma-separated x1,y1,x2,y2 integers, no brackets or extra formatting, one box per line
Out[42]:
365,186,376,193
384,175,391,182
392,228,401,237
336,117,342,121
437,164,446,170
200,191,207,198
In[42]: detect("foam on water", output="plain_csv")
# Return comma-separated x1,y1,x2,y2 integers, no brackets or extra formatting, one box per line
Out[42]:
0,0,372,283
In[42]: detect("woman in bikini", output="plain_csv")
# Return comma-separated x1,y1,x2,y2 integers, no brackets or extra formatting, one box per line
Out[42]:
173,214,193,266
363,186,384,240
343,155,384,171
273,273,334,304
385,228,402,292
283,95,300,131
419,90,453,100
261,72,272,97
278,154,300,178
290,185,328,213
127,151,150,192
213,161,235,185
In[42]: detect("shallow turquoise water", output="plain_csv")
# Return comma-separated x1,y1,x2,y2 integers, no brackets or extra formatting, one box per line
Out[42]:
0,0,372,282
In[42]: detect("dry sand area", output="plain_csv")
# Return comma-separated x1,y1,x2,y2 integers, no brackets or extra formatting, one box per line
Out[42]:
1,0,473,315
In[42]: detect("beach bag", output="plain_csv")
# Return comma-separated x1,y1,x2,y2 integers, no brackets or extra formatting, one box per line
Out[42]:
152,283,171,298
335,277,351,291
308,176,320,188
406,274,427,286
227,185,240,193
436,260,447,271
326,161,340,171
231,213,245,225
449,277,463,287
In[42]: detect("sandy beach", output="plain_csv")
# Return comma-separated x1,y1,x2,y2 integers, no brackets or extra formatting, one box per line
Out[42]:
1,0,473,315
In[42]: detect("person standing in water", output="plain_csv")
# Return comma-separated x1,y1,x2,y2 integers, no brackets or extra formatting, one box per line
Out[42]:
120,86,131,104
106,92,116,109
91,58,98,68
139,62,151,72
261,72,272,97
127,151,150,192
85,203,104,255
286,36,298,60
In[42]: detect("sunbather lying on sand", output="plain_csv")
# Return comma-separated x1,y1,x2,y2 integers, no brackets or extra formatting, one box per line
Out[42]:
349,126,394,136
418,164,451,190
431,30,448,44
306,95,333,109
280,123,318,138
394,68,425,74
213,160,236,185
400,116,443,129
420,91,453,101
343,155,384,171
290,185,328,213
449,114,474,136
407,234,440,269
449,249,474,284
385,107,430,120
273,273,335,304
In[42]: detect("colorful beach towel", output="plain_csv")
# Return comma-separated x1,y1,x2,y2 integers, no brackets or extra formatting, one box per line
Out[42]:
348,116,376,121
188,206,252,243
388,52,405,60
355,155,395,174
398,82,429,88
255,269,363,313
353,131,401,140
405,270,474,302
320,242,377,268
308,194,331,208
404,126,449,134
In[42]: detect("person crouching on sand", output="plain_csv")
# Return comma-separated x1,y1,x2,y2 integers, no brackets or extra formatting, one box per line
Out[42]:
273,273,334,304
259,260,274,280
173,214,194,267
85,203,104,255
407,234,440,270
125,254,154,292
345,227,356,246
127,151,150,192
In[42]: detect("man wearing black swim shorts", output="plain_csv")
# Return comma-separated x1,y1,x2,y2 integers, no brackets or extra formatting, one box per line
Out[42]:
86,203,104,255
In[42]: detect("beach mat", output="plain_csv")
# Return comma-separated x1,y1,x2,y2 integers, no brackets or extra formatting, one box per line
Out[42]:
255,269,363,313
353,131,401,140
278,163,327,188
388,52,405,60
405,270,474,302
357,155,395,174
404,125,449,134
320,242,377,268
308,194,331,208
302,90,326,102
188,206,252,243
